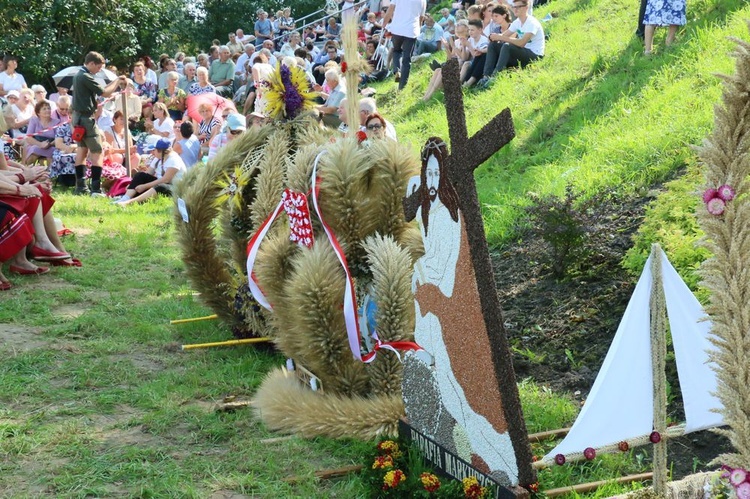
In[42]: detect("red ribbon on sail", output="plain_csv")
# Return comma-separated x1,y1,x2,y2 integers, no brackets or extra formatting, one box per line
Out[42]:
246,150,423,363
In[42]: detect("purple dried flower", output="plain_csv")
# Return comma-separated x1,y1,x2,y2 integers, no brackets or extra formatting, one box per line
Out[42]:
702,188,719,204
583,447,596,460
279,64,304,118
649,431,661,444
554,454,565,465
717,184,736,202
706,197,726,216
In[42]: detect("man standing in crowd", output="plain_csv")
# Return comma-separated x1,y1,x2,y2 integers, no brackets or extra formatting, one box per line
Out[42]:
71,51,127,195
381,0,426,91
254,10,274,47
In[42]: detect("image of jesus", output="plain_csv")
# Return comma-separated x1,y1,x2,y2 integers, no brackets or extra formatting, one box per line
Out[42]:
408,137,519,484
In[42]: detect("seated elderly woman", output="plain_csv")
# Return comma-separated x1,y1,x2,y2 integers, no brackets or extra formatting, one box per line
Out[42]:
50,117,77,184
196,103,222,147
114,139,186,206
24,100,60,165
157,71,186,121
189,67,216,96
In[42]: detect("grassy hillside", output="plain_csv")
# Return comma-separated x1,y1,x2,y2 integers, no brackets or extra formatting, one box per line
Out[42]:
377,0,749,259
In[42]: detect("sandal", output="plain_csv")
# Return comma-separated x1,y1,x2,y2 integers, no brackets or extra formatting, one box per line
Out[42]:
50,258,82,267
0,281,12,291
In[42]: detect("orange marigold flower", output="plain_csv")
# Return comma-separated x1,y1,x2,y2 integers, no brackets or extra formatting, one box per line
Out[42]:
462,476,488,498
372,455,394,469
529,482,539,492
377,440,402,458
420,472,441,493
383,469,406,489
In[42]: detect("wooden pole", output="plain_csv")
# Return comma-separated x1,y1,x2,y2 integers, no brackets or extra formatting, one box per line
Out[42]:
649,244,668,495
180,337,272,350
170,314,218,324
527,427,570,443
284,465,365,484
121,89,131,176
544,472,654,497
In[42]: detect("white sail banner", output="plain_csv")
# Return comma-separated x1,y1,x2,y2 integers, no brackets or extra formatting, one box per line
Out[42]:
544,254,656,459
661,250,724,433
544,250,724,462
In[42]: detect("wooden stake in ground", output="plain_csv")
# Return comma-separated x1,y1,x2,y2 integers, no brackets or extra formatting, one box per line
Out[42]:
121,88,131,176
649,243,668,495
170,314,218,325
181,337,271,350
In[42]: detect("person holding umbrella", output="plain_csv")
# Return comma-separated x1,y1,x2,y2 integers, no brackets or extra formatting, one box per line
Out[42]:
71,52,128,196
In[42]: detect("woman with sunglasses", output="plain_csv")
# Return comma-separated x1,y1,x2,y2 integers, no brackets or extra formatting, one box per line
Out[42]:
364,112,388,141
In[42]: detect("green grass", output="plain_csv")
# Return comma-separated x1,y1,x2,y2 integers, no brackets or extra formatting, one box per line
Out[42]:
3,0,748,495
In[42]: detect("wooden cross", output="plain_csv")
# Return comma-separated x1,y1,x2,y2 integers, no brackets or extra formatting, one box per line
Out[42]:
404,57,535,487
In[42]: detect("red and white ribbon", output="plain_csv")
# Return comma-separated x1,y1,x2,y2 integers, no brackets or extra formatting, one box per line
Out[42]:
246,188,315,310
246,150,424,363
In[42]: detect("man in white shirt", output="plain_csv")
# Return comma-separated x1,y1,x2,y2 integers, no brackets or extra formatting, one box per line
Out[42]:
477,1,544,88
381,0,426,90
234,44,256,90
236,28,255,45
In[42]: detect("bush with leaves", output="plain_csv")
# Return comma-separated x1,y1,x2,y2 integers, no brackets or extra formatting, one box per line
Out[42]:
521,185,610,278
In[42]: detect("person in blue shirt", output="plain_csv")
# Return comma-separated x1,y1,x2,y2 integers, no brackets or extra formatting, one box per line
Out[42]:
254,10,274,47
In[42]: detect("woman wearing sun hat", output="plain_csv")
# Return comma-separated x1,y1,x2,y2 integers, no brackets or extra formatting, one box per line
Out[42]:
114,138,186,206
207,112,245,160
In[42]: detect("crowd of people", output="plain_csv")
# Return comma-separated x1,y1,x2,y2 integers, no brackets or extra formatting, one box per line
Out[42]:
0,0,686,291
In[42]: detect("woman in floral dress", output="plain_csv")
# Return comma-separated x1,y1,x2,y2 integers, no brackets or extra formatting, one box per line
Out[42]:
50,120,76,183
643,0,686,55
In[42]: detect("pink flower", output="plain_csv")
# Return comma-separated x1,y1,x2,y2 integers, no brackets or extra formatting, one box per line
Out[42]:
737,482,750,499
706,197,726,216
554,454,565,465
718,184,736,202
703,188,719,203
583,447,596,460
730,468,748,486
649,431,661,444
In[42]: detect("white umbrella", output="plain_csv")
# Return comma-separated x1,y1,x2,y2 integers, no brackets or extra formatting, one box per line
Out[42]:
52,66,118,89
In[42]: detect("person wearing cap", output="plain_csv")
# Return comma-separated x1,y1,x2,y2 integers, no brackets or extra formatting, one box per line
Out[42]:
114,138,186,205
0,55,27,98
248,111,267,129
207,113,245,160
71,51,128,196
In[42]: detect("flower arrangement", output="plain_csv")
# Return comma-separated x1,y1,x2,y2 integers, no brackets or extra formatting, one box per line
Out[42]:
462,476,489,498
263,62,317,121
361,438,532,498
702,184,735,216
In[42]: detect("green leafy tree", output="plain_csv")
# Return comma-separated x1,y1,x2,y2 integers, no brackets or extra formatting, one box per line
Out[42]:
0,0,184,86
